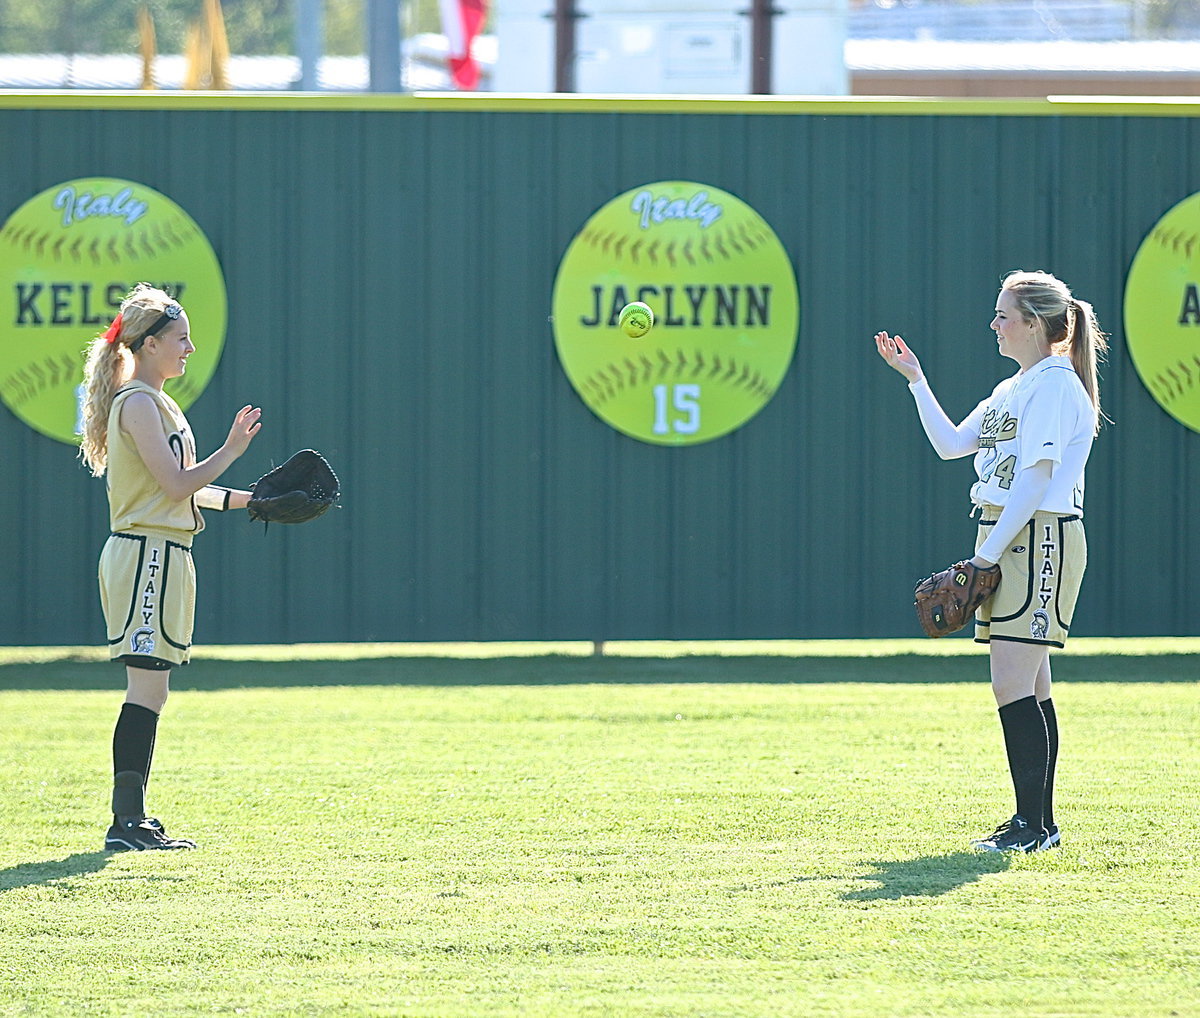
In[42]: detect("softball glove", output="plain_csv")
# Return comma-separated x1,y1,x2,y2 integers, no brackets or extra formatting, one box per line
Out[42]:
913,559,1000,638
247,449,340,526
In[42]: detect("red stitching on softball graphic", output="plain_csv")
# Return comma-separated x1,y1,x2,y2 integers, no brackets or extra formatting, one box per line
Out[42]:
2,215,199,265
0,352,82,408
579,350,774,406
578,218,757,265
1151,357,1199,404
53,353,76,387
161,221,187,249
1151,226,1200,260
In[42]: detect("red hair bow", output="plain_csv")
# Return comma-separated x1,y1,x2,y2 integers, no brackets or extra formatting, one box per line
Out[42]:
102,313,123,344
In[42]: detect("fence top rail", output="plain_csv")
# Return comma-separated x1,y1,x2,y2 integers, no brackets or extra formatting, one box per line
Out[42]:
2,90,1200,117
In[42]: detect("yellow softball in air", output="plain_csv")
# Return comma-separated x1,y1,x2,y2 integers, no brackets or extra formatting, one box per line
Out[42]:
552,180,799,446
618,301,654,338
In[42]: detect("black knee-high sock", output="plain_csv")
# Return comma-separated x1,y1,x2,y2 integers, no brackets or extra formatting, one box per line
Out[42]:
112,702,159,795
1039,698,1059,828
998,696,1048,828
144,717,158,790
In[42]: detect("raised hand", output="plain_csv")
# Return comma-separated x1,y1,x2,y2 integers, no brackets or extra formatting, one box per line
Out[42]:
874,332,924,384
225,405,262,457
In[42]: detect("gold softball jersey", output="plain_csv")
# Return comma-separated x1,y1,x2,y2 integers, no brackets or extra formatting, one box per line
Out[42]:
99,381,201,667
106,381,203,536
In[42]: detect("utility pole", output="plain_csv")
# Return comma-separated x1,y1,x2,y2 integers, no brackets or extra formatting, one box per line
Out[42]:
749,0,777,94
296,0,324,90
553,0,578,93
366,0,403,92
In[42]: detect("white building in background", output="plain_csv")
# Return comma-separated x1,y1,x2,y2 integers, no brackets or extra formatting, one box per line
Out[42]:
3,2,1197,97
0,36,493,92
492,0,849,94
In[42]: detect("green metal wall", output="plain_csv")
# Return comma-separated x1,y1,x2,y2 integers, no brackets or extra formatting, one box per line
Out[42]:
1,95,1197,644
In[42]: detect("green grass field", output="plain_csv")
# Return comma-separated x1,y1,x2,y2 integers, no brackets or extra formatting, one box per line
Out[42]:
2,641,1198,1017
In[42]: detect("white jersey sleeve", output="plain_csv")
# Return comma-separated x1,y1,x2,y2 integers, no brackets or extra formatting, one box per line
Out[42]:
969,356,1095,516
907,378,983,459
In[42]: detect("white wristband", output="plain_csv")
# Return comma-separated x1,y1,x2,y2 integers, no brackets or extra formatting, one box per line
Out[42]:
195,485,233,511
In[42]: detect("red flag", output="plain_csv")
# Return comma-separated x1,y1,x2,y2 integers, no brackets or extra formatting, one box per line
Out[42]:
439,0,487,90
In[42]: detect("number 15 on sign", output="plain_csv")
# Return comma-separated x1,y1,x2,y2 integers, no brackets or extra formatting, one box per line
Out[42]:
653,383,701,436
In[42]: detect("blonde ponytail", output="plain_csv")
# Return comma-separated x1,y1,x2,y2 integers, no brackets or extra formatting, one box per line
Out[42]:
78,282,179,476
1001,270,1110,435
1065,297,1110,434
78,335,133,476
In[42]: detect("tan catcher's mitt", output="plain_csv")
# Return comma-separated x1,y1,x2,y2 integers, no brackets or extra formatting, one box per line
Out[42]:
913,560,1001,638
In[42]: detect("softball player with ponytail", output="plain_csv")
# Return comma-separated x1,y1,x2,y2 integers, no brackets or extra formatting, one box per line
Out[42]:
875,270,1108,853
79,283,261,851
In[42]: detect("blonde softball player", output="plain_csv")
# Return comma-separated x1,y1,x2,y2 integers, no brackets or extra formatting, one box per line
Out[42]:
80,283,261,851
875,270,1108,853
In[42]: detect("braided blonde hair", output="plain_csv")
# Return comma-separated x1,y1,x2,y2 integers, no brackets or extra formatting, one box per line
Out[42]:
78,283,179,476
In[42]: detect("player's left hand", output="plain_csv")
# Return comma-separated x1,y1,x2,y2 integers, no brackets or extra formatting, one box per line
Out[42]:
913,558,1001,638
247,449,340,526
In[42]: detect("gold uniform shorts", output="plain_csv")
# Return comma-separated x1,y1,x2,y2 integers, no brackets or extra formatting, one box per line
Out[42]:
99,529,195,668
973,507,1087,649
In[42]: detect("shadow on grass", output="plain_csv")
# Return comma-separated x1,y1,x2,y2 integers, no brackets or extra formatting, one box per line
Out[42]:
0,852,113,892
0,654,1196,691
843,851,1011,900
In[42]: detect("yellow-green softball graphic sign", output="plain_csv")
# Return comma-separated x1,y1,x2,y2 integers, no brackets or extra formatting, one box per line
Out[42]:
1124,191,1200,433
552,182,799,445
1,177,226,445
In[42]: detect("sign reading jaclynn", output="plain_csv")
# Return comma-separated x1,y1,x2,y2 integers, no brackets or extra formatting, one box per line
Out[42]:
552,181,799,446
0,178,227,445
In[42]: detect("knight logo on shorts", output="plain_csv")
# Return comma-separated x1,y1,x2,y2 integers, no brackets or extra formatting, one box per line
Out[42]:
130,627,157,654
1030,610,1050,641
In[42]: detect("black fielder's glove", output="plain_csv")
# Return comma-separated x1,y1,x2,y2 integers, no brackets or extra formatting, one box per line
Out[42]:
913,559,1001,638
247,449,340,525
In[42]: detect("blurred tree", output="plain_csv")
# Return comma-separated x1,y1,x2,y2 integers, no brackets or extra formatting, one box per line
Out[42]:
0,0,452,56
1143,0,1196,36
